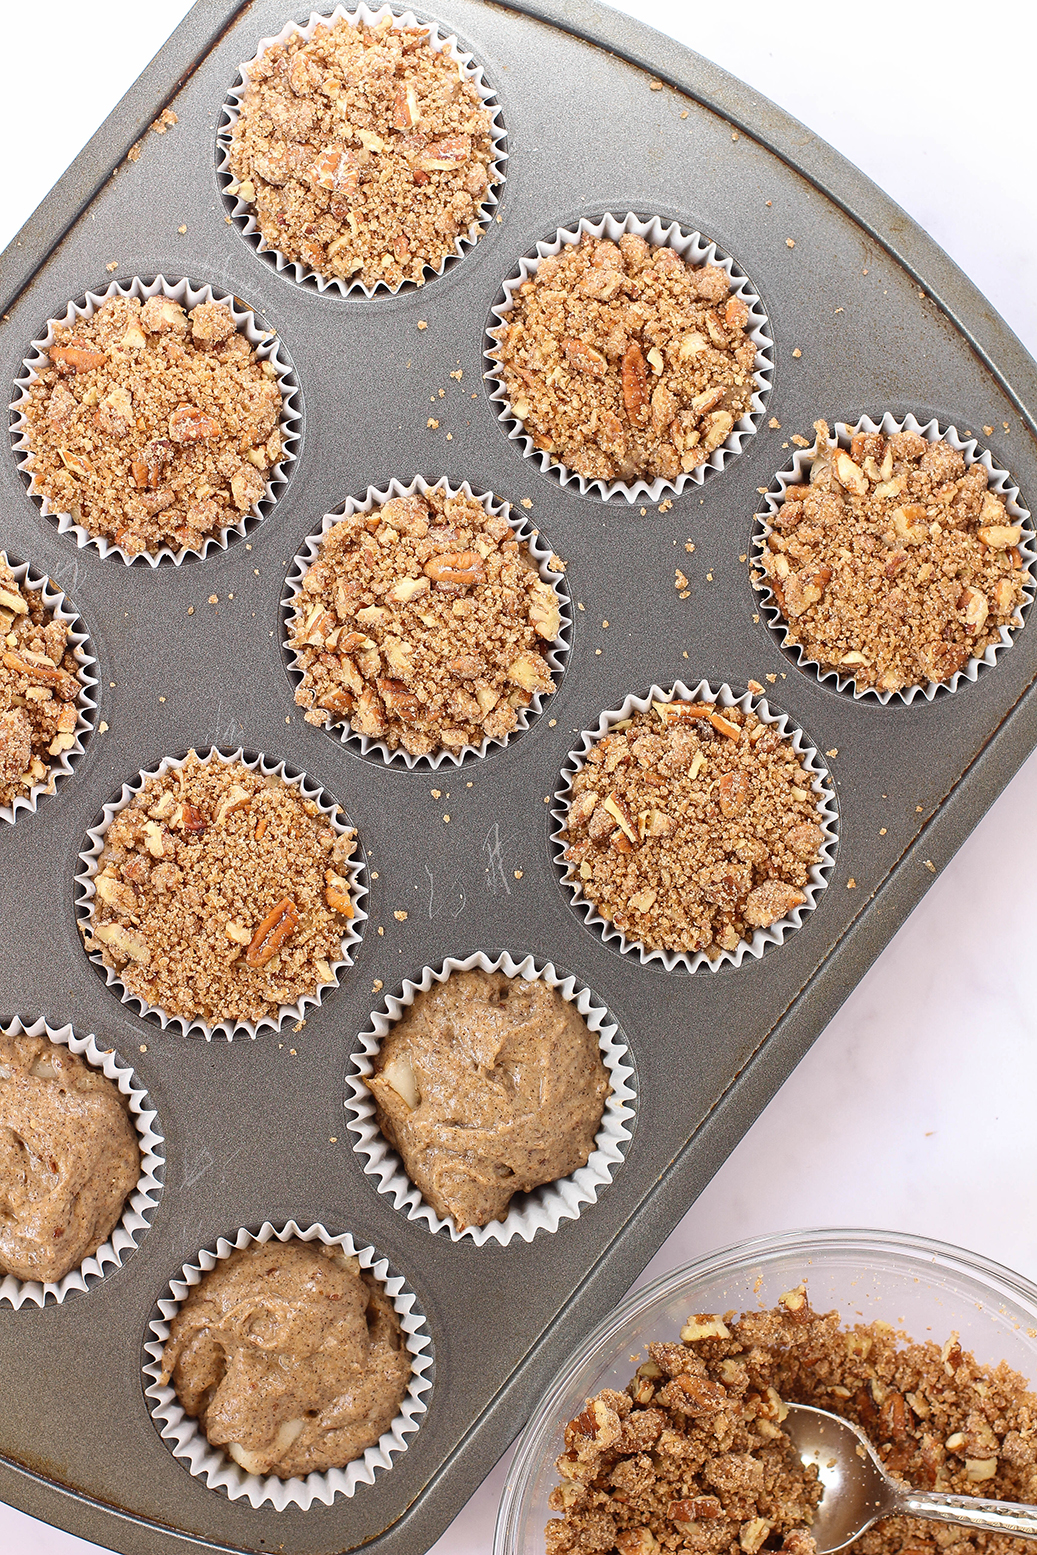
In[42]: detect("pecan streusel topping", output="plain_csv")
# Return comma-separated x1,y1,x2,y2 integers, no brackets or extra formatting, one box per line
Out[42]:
0,556,82,810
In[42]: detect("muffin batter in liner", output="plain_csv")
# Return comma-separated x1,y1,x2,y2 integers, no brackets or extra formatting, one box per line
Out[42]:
0,555,97,824
346,950,635,1244
552,681,837,972
0,1017,164,1310
751,414,1035,703
282,477,571,768
11,275,301,565
484,212,773,503
142,1220,432,1510
75,747,367,1038
218,2,508,298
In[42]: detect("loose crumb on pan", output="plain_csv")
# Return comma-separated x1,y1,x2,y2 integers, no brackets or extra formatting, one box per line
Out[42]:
227,15,498,290
160,1240,410,1477
367,969,610,1230
546,1289,1037,1555
289,487,562,758
561,701,825,957
82,752,357,1026
0,557,83,809
22,295,283,556
492,230,756,485
755,421,1028,693
0,1028,139,1284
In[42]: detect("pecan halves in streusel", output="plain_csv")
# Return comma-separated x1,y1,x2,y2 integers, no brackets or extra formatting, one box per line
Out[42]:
83,753,357,1027
562,701,826,958
0,557,83,810
493,230,756,485
289,488,562,759
227,16,499,290
755,421,1029,694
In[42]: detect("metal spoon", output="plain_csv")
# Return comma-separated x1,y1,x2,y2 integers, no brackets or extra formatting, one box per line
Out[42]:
782,1403,1037,1552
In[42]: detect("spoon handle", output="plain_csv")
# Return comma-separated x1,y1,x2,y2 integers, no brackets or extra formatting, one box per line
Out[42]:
896,1489,1037,1540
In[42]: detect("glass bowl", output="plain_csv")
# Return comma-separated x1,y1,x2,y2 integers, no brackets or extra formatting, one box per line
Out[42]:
494,1227,1037,1555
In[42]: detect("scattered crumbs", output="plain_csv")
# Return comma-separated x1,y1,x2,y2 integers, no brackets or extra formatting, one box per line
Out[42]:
449,368,463,381
521,497,533,508
139,1044,147,1053
393,910,408,921
782,442,789,449
731,130,739,141
427,417,439,428
786,238,796,249
471,391,477,398
329,1135,338,1143
791,433,810,447
445,432,453,440
438,388,445,398
547,552,566,571
658,499,672,513
430,787,441,798
225,215,232,224
768,417,781,429
417,320,428,329
757,486,768,495
983,425,994,436
513,869,523,879
289,1048,297,1055
152,108,177,134
98,720,109,733
640,506,647,516
825,748,838,758
372,979,383,992
879,827,887,836
765,673,777,684
496,213,502,223
1003,421,1010,432
177,224,188,234
847,878,857,889
923,859,936,873
781,672,786,678
577,601,585,611
126,141,142,163
377,925,385,936
158,696,166,704
649,78,663,90
208,594,218,604
595,647,602,655
916,805,924,813
706,571,713,581
286,715,290,723
246,543,252,550
466,781,473,787
834,306,844,314
919,291,926,300
753,613,760,623
228,593,234,600
765,200,772,208
685,541,695,553
682,650,688,659
675,568,688,589
371,871,379,880
443,813,450,823
105,260,119,273
747,679,764,694
739,553,747,563
549,718,557,727
679,590,690,600
791,347,802,358
925,1129,935,1138
680,109,688,119
602,620,609,628
544,795,550,803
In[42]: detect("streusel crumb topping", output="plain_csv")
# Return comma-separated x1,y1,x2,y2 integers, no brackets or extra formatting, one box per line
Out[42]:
756,422,1028,693
228,15,498,290
84,753,356,1026
0,557,82,809
23,295,283,556
493,231,756,484
562,702,825,957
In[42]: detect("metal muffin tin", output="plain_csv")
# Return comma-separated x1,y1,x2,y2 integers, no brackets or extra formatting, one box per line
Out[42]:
2,1,1036,1552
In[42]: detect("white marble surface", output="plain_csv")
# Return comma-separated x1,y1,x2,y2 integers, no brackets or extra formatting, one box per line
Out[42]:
2,1,1035,1550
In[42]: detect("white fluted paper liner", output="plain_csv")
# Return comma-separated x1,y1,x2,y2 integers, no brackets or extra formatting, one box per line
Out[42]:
0,553,97,824
11,275,301,566
552,681,838,973
346,951,636,1244
484,212,774,503
75,746,367,1039
142,1220,432,1510
752,414,1035,703
282,476,571,768
0,1017,164,1309
218,3,507,297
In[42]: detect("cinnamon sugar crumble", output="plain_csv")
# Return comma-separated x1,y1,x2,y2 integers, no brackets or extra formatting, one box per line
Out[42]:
0,557,82,809
493,231,756,484
561,702,825,957
23,295,283,556
227,15,498,290
289,488,562,758
547,1293,1037,1555
84,753,356,1025
756,422,1029,693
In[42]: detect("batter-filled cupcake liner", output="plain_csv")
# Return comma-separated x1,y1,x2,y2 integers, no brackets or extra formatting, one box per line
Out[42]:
142,1220,433,1510
74,746,367,1039
0,1017,164,1310
217,2,508,298
281,476,571,768
551,681,838,973
10,275,301,566
751,414,1035,703
484,212,774,503
0,553,97,824
346,951,635,1244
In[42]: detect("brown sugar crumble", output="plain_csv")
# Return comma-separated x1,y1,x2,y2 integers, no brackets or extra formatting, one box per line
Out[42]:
756,422,1029,693
23,295,283,556
83,752,357,1026
547,1291,1037,1555
492,230,756,485
561,701,825,957
0,558,82,809
227,15,498,290
289,487,562,758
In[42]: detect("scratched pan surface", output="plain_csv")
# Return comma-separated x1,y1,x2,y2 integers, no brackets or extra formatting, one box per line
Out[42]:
2,1,1037,1552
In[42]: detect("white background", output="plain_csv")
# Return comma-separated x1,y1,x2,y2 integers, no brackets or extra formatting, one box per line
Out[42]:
1,1,1035,1551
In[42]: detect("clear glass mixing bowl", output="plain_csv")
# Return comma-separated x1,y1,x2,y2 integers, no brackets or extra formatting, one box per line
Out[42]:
494,1228,1037,1555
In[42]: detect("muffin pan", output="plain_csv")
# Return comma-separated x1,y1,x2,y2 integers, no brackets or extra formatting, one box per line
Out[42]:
2,1,1036,1553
